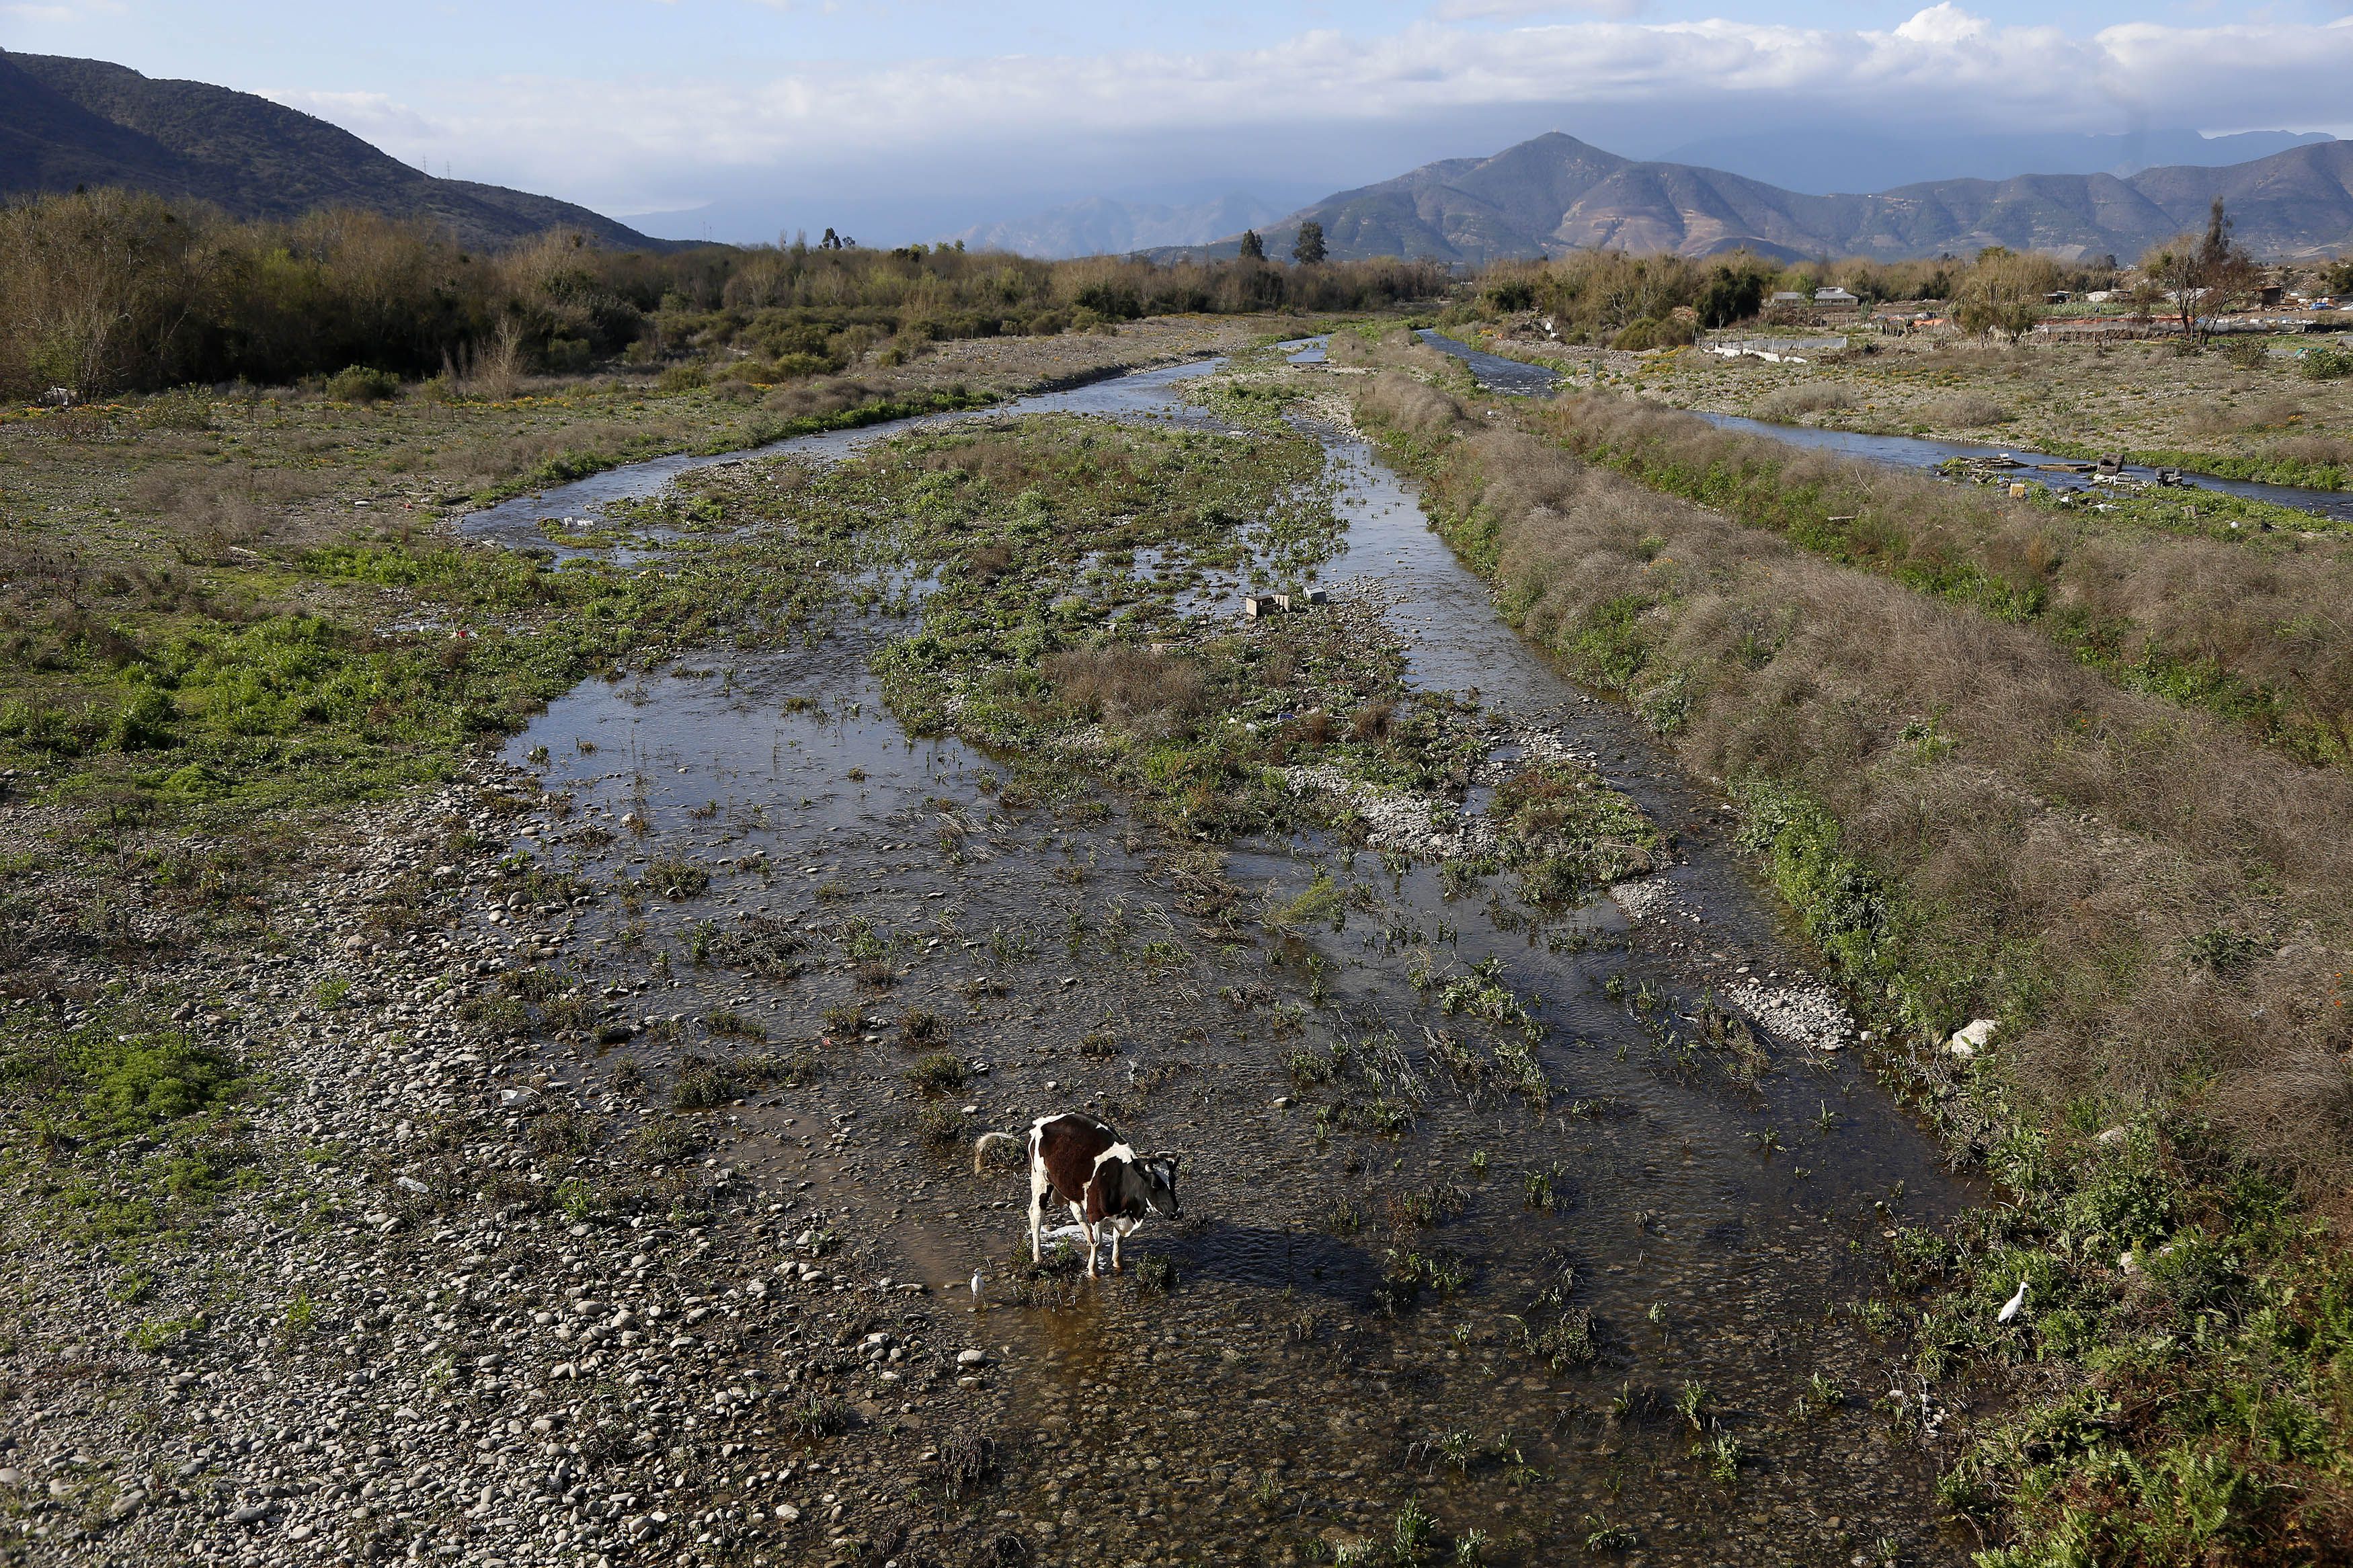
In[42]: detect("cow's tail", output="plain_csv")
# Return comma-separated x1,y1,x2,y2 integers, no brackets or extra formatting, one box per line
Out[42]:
973,1131,1023,1176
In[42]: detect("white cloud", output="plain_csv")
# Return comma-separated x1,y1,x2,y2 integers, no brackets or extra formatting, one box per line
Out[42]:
1892,3,1989,46
260,89,441,141
269,12,2353,216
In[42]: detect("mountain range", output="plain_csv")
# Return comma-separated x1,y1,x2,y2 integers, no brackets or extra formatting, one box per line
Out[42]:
1162,131,2353,265
0,51,664,251
1652,126,2332,199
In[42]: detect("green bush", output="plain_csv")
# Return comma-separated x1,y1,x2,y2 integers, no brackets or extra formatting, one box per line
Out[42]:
324,365,400,403
539,337,592,374
2299,346,2353,381
1609,316,1696,351
111,687,177,751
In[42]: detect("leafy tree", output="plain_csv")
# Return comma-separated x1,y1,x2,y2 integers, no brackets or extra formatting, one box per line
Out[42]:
1696,255,1772,328
2325,255,2353,298
1954,247,2060,343
1292,221,1327,265
1482,277,1536,313
1237,229,1265,261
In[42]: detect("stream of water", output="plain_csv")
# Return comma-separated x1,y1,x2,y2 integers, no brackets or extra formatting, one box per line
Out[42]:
475,353,1975,1563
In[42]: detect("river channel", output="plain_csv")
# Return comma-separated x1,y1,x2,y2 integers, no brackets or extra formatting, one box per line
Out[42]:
1415,327,2353,522
462,348,1976,1565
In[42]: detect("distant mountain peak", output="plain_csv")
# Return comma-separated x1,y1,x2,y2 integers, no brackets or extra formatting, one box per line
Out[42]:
0,50,666,251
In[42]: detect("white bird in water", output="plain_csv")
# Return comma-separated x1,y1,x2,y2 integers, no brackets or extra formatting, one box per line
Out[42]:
1997,1280,2028,1323
969,1272,986,1307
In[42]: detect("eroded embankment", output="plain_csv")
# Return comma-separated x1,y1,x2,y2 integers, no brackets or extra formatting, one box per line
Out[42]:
1349,365,2353,1562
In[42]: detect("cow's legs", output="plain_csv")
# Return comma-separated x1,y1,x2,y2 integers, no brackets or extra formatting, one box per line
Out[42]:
1110,1223,1124,1274
1028,1155,1048,1264
1074,1206,1100,1279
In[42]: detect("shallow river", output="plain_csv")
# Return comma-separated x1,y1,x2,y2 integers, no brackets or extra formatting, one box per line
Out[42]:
466,353,1976,1564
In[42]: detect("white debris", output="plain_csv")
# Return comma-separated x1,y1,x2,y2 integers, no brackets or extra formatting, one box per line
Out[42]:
1947,1018,1999,1059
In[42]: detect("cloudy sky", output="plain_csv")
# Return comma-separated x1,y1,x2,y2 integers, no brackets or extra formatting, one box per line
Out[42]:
7,0,2353,241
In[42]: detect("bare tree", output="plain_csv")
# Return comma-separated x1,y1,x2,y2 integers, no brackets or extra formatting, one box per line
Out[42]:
2139,198,2260,344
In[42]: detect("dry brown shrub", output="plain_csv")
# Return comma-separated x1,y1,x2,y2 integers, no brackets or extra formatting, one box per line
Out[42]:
1529,393,2353,770
2245,396,2309,429
130,462,333,559
1357,373,1464,438
1402,414,2353,1200
1348,700,1394,741
2190,397,2309,436
760,377,883,419
1919,393,2009,427
1328,328,1461,381
1753,384,1856,421
1043,645,1203,736
2268,433,2353,467
963,540,1014,583
442,320,522,401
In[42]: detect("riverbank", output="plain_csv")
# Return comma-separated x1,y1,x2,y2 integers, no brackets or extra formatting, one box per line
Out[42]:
1466,327,2353,494
1338,345,2353,1563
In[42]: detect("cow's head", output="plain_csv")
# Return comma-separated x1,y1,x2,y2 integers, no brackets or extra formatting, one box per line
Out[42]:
1142,1154,1182,1220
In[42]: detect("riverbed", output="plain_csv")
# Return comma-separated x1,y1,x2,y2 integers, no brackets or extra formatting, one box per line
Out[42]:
464,348,1976,1564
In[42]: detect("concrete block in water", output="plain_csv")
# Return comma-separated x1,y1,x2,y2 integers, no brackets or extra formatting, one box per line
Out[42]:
1241,594,1278,619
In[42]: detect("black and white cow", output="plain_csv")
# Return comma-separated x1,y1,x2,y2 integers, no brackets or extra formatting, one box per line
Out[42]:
973,1112,1181,1278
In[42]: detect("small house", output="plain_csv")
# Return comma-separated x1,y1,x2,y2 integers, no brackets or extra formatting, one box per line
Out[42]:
1769,290,1808,307
1814,286,1860,307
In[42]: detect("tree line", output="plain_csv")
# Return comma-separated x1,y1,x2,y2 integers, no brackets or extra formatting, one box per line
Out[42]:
1459,200,2330,348
1462,247,2130,348
0,188,1451,399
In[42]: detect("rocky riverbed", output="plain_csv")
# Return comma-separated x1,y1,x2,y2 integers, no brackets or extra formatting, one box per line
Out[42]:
3,339,1985,1568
